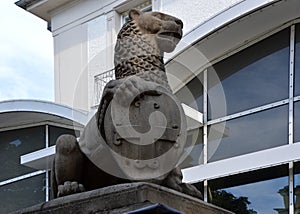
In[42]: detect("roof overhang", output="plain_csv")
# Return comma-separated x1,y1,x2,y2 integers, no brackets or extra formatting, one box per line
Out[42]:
0,99,88,131
15,0,74,22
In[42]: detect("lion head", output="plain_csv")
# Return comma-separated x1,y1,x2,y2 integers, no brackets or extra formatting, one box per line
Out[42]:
128,9,183,53
114,9,183,79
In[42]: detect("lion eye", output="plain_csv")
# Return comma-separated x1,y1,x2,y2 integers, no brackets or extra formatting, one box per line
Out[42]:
153,13,162,19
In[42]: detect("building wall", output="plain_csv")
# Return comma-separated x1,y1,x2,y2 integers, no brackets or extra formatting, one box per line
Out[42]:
160,0,243,34
14,0,300,213
51,0,245,111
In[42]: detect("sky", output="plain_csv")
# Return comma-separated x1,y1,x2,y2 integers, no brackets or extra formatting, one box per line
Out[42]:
0,0,54,102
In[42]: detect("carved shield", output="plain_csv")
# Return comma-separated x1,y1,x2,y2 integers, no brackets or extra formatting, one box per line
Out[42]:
104,90,187,181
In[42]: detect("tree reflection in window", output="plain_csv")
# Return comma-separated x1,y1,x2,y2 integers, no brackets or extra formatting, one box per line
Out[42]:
211,190,257,214
209,165,289,213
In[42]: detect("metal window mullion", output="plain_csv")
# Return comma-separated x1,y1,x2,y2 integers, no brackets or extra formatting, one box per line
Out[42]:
203,69,208,202
289,25,295,145
207,98,289,125
290,162,295,214
289,25,296,214
45,125,50,202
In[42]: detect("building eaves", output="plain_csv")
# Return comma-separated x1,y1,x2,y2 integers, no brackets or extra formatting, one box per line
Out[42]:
15,0,42,10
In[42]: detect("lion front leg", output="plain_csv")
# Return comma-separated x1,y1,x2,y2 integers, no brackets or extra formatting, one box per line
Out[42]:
52,134,85,198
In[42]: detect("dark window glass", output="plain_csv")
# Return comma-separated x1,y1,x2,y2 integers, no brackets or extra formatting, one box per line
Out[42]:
294,162,300,212
208,29,290,120
0,174,45,213
49,126,80,146
295,101,300,143
180,128,203,169
208,105,288,162
295,24,300,96
0,126,45,181
175,73,203,112
209,165,289,213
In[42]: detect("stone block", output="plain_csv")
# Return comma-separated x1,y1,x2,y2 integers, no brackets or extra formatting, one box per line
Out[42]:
12,182,233,214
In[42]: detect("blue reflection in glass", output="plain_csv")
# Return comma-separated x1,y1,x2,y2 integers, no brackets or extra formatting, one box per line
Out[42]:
210,166,289,213
222,177,288,213
9,139,22,147
208,28,289,120
294,163,300,212
208,105,288,162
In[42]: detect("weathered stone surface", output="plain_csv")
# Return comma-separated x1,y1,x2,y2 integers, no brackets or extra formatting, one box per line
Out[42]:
12,183,233,214
52,8,202,200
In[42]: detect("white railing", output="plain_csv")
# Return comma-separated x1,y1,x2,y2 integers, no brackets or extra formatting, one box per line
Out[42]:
94,69,115,106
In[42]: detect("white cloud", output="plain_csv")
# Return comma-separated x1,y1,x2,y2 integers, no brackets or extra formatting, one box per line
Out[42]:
0,0,54,101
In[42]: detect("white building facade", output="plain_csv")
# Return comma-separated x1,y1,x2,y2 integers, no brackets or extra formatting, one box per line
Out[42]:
13,0,300,213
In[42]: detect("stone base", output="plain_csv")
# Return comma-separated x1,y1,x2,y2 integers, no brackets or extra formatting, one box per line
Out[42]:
12,182,233,214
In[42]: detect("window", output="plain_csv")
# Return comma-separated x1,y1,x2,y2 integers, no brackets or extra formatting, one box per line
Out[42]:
208,105,288,162
49,125,80,146
0,174,45,213
294,163,300,213
0,126,45,181
209,165,289,213
208,29,290,120
295,24,300,96
176,73,204,113
180,128,204,168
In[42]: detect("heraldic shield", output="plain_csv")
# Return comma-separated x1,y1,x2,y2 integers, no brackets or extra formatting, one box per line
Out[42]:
104,88,187,181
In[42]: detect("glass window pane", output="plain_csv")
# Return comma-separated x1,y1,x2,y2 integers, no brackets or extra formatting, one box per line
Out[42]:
208,105,288,162
295,101,300,143
0,126,45,181
208,28,290,120
294,162,300,212
49,126,80,146
0,174,45,213
180,128,203,169
295,24,300,96
175,73,204,112
209,165,289,213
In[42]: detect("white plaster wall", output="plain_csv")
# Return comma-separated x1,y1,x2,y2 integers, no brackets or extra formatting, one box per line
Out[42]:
54,23,88,111
51,0,246,111
87,15,107,108
160,0,244,35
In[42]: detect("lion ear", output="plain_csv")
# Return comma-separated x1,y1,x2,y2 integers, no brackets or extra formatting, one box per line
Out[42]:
129,9,142,20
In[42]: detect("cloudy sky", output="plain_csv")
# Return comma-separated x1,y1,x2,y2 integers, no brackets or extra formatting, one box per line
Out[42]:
0,0,54,101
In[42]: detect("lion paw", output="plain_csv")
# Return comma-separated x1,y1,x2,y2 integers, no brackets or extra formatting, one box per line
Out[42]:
163,168,203,199
57,181,85,197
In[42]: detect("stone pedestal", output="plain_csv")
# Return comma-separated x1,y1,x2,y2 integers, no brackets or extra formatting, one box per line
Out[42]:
12,182,233,214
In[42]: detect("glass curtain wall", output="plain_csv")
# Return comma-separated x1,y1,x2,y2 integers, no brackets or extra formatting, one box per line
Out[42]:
209,165,289,213
175,22,300,213
0,124,80,213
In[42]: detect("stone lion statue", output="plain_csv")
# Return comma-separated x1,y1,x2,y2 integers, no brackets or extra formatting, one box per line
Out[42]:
52,9,202,199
